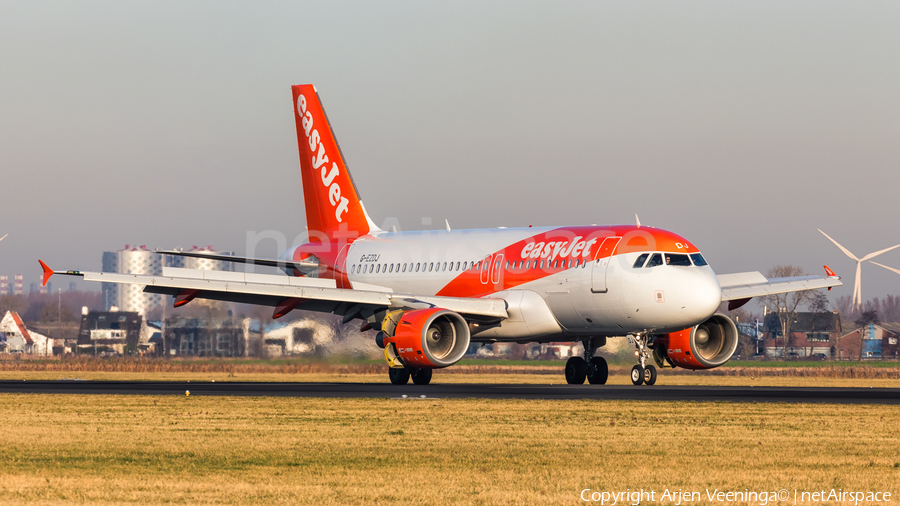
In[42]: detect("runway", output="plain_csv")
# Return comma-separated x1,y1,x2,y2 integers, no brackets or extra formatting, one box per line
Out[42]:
0,380,898,403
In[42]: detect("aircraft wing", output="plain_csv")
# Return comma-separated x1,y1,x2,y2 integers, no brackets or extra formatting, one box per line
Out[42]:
38,262,508,322
717,269,842,305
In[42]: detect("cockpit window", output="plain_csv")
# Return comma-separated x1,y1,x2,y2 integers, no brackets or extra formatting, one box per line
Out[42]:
646,253,663,267
633,253,649,268
665,254,691,266
690,253,708,266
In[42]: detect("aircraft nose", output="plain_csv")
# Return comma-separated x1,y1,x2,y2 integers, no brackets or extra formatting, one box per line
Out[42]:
681,269,722,322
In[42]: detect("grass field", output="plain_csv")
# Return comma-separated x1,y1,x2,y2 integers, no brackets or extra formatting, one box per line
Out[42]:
0,394,897,505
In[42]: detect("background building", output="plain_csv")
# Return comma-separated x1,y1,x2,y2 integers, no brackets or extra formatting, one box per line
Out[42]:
101,245,234,315
762,311,842,358
1,311,53,356
77,309,143,355
167,246,236,271
838,324,900,360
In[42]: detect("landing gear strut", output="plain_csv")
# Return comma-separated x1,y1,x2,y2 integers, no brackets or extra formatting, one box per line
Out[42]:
628,333,657,386
565,337,608,385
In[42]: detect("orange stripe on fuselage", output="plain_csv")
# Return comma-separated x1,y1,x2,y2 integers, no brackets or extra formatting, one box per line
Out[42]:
435,225,699,298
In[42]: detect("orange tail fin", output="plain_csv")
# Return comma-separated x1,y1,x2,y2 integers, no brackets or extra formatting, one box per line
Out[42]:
292,85,376,240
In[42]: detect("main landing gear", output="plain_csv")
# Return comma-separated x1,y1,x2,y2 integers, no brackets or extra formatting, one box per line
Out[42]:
565,337,609,385
388,367,433,385
629,332,657,386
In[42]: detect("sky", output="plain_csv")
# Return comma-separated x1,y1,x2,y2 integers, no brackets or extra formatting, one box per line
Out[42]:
1,1,898,308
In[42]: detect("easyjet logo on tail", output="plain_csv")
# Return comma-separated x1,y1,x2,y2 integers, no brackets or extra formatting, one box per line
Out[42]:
296,94,350,223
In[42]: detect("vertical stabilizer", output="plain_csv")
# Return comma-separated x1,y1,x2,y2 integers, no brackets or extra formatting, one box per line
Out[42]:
292,85,376,239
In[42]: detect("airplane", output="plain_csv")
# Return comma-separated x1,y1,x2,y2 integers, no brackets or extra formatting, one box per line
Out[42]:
39,84,842,386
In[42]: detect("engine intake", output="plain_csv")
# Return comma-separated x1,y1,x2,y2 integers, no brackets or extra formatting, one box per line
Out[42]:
661,313,738,370
384,308,470,369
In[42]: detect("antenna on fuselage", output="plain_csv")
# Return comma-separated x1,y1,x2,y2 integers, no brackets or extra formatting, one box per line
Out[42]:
635,215,641,229
445,219,451,232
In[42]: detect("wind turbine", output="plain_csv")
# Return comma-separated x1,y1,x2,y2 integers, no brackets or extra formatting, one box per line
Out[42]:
871,262,900,277
818,229,900,310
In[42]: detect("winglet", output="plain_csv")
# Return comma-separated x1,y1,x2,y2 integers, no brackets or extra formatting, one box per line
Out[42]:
38,260,54,287
824,265,836,290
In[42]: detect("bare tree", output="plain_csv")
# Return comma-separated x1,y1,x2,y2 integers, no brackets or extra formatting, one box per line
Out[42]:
882,295,900,323
854,310,879,327
757,265,817,359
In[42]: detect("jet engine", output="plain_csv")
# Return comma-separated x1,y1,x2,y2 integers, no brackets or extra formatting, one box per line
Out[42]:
381,308,470,369
657,313,738,370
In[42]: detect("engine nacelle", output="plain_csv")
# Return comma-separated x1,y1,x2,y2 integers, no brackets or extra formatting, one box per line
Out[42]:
384,308,470,369
661,313,738,370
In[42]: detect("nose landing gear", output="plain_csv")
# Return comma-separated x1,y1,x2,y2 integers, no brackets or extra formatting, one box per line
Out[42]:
628,333,657,386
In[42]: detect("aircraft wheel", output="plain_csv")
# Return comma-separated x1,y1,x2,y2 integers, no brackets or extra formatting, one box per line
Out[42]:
630,365,645,385
643,364,657,386
587,357,608,385
389,367,410,385
565,356,587,384
410,368,433,385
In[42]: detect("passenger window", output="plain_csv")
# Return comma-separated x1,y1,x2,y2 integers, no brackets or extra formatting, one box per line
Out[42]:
376,264,381,274
666,254,691,266
402,263,407,272
505,261,510,270
690,253,708,266
633,253,649,268
456,262,460,271
389,264,394,273
429,262,434,271
416,263,421,272
351,265,356,274
462,262,468,270
646,254,663,267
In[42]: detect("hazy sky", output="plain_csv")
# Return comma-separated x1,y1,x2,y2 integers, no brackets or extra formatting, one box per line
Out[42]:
1,1,898,307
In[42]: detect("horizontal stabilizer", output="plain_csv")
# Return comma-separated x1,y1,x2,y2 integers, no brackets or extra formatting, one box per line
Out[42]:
157,250,317,274
719,271,842,301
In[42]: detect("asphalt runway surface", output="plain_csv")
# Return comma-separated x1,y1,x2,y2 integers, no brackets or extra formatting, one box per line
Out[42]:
0,380,898,403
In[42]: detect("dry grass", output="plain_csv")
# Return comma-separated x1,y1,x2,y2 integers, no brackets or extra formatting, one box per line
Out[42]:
0,394,897,505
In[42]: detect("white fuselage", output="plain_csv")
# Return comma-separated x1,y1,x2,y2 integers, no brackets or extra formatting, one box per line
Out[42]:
299,225,723,343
